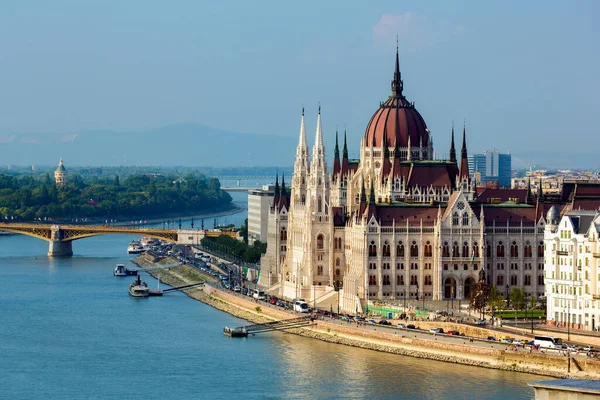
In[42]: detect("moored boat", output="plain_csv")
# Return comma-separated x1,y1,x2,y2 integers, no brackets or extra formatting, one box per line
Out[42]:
129,276,149,297
114,264,138,277
127,241,145,254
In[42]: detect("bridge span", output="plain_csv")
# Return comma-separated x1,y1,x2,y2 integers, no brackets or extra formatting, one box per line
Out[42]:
0,223,238,257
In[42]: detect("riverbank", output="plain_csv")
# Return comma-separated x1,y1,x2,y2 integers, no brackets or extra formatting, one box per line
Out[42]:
134,254,600,380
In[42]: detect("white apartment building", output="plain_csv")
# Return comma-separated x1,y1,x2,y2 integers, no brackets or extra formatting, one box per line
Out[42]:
544,209,600,331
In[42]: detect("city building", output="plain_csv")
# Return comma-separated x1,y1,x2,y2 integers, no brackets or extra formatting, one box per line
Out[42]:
258,48,600,314
544,209,600,331
247,183,276,244
468,149,511,188
54,158,68,185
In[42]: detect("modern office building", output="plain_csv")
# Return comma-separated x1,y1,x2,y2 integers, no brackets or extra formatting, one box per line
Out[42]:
247,184,276,244
468,150,511,188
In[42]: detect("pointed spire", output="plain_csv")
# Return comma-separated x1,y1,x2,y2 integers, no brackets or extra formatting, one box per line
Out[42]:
407,135,412,161
298,106,307,149
333,129,341,176
461,123,468,160
459,123,470,181
449,123,456,163
537,177,544,202
525,177,533,204
342,128,348,158
313,104,324,152
274,172,280,196
391,37,403,97
280,173,286,197
369,183,376,203
360,179,367,203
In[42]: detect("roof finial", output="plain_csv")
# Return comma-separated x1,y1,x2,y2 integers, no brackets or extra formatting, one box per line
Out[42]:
391,40,403,97
449,122,456,163
302,105,304,116
318,102,321,114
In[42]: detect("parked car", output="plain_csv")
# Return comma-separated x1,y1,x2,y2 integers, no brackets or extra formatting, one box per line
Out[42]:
406,324,416,329
353,316,365,323
269,296,278,305
429,328,444,334
583,346,594,352
447,330,460,336
378,319,392,326
367,319,377,325
397,323,406,329
500,338,513,344
475,319,486,325
487,336,496,341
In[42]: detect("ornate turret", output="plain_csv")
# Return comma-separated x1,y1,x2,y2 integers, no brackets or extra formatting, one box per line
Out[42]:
292,107,309,205
54,157,68,185
340,129,349,177
272,173,280,209
537,177,544,202
391,43,403,97
525,177,534,205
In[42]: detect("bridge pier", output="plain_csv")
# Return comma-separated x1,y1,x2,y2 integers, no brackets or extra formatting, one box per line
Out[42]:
48,240,73,257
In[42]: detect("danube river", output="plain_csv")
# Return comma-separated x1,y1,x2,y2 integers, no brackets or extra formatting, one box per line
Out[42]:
0,192,541,399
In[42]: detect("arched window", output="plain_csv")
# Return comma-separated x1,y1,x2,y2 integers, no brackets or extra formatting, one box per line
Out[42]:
410,275,418,285
486,241,491,257
410,241,418,257
497,275,504,286
317,234,324,250
524,241,532,258
442,242,449,257
383,241,391,257
497,242,505,257
318,196,322,213
452,242,460,257
301,194,306,204
452,212,459,226
425,275,432,285
317,266,323,275
473,242,479,258
397,242,405,257
537,242,544,257
280,227,287,241
424,241,432,257
397,275,404,285
368,241,377,257
510,241,519,258
462,212,469,226
462,242,469,258
383,275,391,285
335,258,340,266
510,275,518,285
335,269,340,277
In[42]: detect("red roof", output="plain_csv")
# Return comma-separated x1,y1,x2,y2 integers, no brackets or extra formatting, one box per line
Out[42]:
364,96,429,149
375,205,438,226
406,162,457,189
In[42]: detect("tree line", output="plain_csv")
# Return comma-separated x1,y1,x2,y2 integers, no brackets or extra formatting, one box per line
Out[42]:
0,172,232,220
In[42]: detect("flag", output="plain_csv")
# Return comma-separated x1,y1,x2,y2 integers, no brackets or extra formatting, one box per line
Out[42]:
471,247,475,262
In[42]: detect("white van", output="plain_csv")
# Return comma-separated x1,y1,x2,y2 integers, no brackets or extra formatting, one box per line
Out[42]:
252,290,266,300
294,300,309,313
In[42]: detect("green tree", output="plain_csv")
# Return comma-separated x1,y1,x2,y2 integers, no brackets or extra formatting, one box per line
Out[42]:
487,284,505,313
510,287,526,310
469,281,490,318
239,218,249,244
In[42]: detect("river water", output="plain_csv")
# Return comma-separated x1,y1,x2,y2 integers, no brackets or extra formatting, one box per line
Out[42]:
0,191,542,399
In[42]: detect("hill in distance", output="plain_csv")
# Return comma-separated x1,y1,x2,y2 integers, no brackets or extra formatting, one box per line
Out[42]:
0,123,297,167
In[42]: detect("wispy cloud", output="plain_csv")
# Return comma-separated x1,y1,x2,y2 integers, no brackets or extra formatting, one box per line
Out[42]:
60,134,79,142
0,134,16,143
372,12,465,51
20,137,40,144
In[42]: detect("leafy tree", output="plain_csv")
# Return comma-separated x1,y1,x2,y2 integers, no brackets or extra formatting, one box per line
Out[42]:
487,284,505,313
510,287,527,310
469,281,490,318
239,218,249,244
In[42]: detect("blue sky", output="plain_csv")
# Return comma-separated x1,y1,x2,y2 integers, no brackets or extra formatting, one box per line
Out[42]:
0,1,598,167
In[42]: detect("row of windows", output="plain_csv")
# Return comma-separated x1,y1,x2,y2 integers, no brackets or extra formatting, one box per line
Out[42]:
494,275,544,286
368,274,434,286
443,264,479,271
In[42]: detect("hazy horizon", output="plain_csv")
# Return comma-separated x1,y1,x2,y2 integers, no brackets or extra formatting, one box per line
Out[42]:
0,1,598,169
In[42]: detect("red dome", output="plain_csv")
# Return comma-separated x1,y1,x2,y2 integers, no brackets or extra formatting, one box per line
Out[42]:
363,50,429,149
364,96,429,148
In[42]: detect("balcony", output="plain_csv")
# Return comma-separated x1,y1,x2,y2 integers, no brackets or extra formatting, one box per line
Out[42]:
557,250,568,256
593,253,600,258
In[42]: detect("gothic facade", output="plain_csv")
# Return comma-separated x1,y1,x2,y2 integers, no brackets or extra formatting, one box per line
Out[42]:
259,49,599,314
